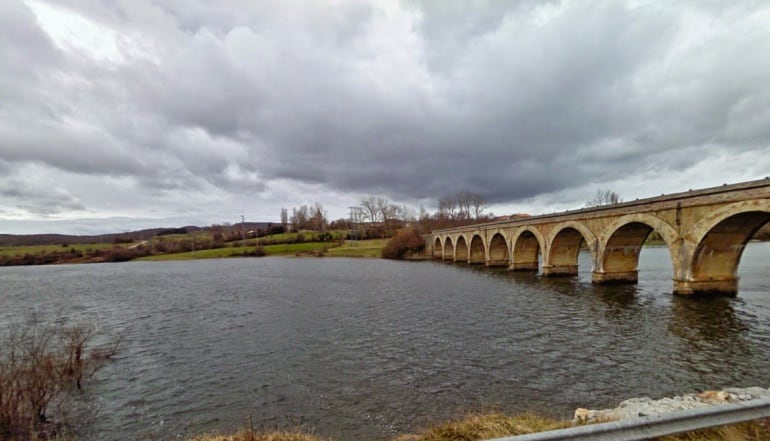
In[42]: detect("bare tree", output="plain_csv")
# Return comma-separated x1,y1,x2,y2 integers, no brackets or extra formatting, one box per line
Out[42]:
401,204,416,222
290,205,310,231
438,195,458,220
587,189,622,207
419,205,429,221
469,193,487,219
385,205,401,227
280,208,288,229
376,198,394,224
310,202,328,231
449,191,487,220
360,196,380,224
455,192,473,220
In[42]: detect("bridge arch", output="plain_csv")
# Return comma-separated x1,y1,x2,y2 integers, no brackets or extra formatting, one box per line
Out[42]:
455,235,469,262
544,221,598,276
677,199,770,294
594,214,680,284
433,237,442,259
510,226,546,272
469,234,486,264
487,232,509,266
442,237,454,261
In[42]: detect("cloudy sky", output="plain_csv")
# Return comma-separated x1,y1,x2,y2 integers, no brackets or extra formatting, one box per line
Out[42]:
1,0,769,234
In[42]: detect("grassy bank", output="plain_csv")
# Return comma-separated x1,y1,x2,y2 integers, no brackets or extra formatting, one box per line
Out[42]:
189,412,770,441
136,239,388,262
325,239,389,257
0,242,120,257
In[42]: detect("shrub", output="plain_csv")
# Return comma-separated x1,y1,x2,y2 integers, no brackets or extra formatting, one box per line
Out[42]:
103,247,136,262
317,232,333,242
0,318,119,440
382,228,425,260
242,245,266,257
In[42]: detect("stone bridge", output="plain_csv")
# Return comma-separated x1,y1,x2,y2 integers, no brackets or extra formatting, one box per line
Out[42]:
429,179,770,295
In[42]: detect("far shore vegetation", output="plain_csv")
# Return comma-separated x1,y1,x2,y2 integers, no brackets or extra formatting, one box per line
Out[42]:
0,229,417,266
4,190,770,267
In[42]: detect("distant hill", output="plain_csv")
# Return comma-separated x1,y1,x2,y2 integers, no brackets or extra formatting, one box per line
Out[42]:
0,227,186,247
0,222,280,247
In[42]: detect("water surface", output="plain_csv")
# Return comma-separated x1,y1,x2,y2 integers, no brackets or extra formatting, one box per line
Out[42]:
1,244,769,440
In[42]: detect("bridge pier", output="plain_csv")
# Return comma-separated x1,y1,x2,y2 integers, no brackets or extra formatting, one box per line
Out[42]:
542,264,578,277
486,259,509,267
592,270,638,284
510,262,539,271
673,277,738,296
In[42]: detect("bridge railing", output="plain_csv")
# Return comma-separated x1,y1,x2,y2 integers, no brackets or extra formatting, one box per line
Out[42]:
485,397,770,441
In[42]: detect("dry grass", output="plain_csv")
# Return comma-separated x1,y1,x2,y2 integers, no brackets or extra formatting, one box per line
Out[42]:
392,413,571,441
189,429,328,441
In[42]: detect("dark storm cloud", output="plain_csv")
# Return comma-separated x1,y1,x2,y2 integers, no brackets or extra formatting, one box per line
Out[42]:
114,0,702,201
2,0,770,229
195,0,680,201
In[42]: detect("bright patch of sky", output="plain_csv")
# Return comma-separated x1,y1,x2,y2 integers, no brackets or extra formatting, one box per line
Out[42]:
26,0,124,63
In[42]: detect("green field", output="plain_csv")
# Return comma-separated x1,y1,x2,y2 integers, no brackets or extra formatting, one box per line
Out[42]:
1,231,389,264
0,242,123,257
136,239,387,262
256,230,348,245
263,242,331,255
325,239,388,257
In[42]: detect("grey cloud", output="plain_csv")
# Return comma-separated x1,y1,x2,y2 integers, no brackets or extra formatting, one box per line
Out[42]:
0,181,86,216
2,0,769,232
0,116,146,175
0,2,62,78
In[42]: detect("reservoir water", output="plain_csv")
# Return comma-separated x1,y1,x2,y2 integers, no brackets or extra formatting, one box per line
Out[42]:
1,244,770,440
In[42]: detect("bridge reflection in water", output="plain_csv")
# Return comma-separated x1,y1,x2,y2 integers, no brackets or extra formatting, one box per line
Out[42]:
431,179,770,296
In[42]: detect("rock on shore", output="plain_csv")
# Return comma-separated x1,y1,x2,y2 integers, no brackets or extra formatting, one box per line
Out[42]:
574,387,770,423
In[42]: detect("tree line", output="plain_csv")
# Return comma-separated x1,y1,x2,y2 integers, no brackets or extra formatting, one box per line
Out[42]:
276,187,630,236
279,191,491,236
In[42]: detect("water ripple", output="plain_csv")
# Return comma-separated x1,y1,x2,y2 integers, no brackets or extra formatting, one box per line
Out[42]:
1,246,769,440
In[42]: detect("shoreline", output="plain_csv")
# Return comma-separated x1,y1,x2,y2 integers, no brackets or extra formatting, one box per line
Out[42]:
575,386,770,422
0,239,390,266
188,386,770,441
